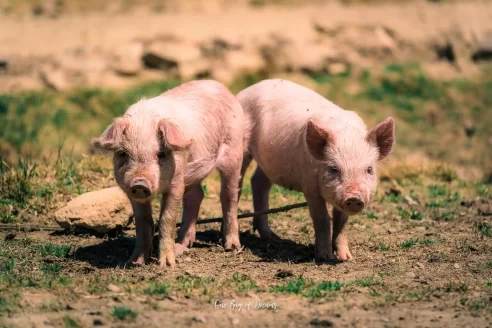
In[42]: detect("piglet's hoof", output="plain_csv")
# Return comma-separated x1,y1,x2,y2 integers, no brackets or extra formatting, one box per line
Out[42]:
174,243,190,257
334,247,353,262
159,250,176,269
223,235,241,251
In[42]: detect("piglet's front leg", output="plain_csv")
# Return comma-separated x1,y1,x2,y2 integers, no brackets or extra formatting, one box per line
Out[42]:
127,201,154,265
158,178,185,269
332,207,352,261
306,194,335,262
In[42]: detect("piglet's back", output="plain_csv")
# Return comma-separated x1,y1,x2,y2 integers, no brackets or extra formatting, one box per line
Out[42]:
239,79,367,152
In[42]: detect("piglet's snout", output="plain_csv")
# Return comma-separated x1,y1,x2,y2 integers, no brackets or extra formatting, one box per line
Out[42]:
343,194,364,214
130,179,151,200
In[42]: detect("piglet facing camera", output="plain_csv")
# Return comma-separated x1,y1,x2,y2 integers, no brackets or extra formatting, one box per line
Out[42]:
92,80,244,269
238,79,395,262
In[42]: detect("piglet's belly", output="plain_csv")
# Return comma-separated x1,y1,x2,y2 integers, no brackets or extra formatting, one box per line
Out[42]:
256,160,304,193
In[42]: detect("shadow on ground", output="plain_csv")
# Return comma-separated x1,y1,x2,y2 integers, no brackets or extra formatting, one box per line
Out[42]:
71,226,327,269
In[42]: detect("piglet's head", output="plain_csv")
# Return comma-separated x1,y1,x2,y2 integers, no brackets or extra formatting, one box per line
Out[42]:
92,117,192,203
306,117,395,215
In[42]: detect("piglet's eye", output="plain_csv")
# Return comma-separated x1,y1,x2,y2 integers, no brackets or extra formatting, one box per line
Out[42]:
367,167,374,175
329,166,339,174
117,151,128,159
158,151,167,159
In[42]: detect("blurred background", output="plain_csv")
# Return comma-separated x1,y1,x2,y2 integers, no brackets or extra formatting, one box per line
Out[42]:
0,0,491,184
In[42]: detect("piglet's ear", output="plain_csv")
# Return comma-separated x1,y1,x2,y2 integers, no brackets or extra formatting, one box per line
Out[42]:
158,120,192,151
306,120,335,161
91,118,129,153
366,117,395,161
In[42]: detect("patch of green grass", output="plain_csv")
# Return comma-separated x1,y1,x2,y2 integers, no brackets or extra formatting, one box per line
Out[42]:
459,241,473,253
477,222,491,237
237,280,259,293
386,193,404,203
271,185,304,200
306,281,344,298
144,282,170,296
0,210,17,223
396,206,410,219
232,272,260,294
300,225,309,233
240,183,252,199
0,257,15,275
410,211,423,220
364,211,378,219
400,238,418,249
0,293,21,314
405,288,435,300
202,184,209,198
360,63,448,123
270,277,343,298
41,263,62,275
419,239,436,246
462,298,490,311
427,184,447,198
441,211,456,221
426,200,447,208
431,165,458,183
473,182,489,197
0,159,36,207
271,277,308,295
376,242,390,252
353,276,380,287
486,262,492,269
87,276,107,294
175,275,214,294
444,282,468,293
112,306,137,321
39,243,71,257
63,316,82,328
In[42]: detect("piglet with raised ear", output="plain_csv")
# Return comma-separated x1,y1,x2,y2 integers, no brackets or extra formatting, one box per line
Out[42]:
92,80,244,269
238,79,395,262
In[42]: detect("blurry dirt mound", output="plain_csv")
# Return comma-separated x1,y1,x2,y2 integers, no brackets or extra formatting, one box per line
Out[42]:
0,1,491,92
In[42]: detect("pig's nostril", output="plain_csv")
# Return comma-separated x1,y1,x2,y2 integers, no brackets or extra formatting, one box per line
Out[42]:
132,189,137,194
143,190,150,196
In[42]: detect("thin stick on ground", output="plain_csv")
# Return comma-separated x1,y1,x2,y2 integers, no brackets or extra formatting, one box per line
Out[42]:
0,202,309,232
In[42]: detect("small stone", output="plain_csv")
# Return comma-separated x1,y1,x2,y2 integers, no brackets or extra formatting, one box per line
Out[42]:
275,270,294,279
40,66,69,91
310,318,334,326
5,232,16,241
54,187,132,234
112,42,144,76
184,257,192,262
454,263,460,269
404,195,419,206
107,284,121,292
416,262,425,269
191,315,206,323
143,40,201,71
478,203,492,216
406,272,416,278
327,62,349,75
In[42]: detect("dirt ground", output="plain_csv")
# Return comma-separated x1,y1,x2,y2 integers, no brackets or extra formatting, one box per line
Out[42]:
1,165,491,328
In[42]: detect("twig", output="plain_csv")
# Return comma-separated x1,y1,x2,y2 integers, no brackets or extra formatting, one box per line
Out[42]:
183,201,308,227
0,202,309,232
